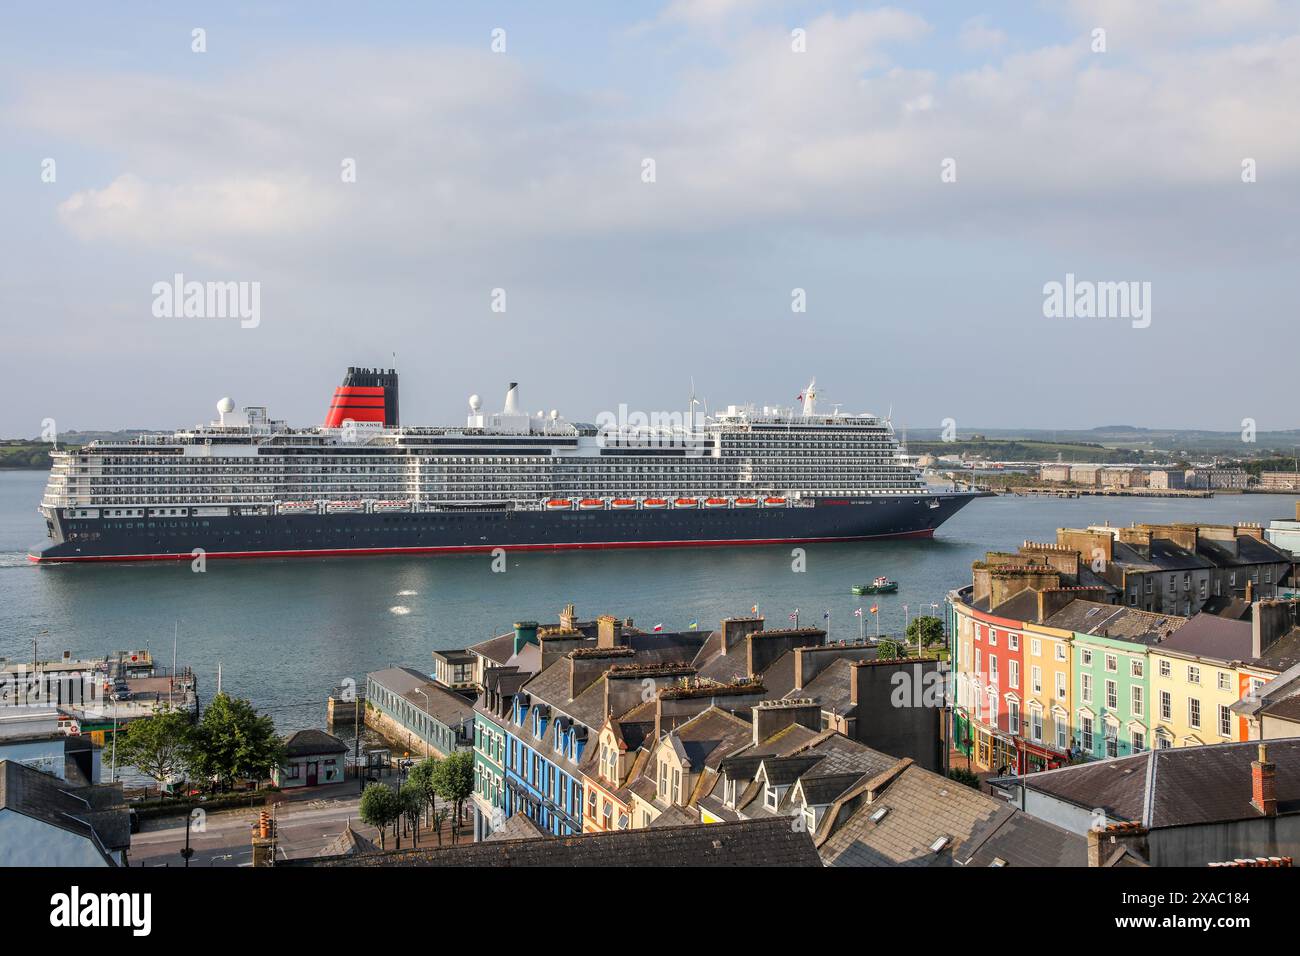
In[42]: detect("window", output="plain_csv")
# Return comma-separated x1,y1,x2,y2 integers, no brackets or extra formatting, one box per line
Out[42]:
1055,644,1067,662
1081,716,1094,752
1217,671,1231,692
1081,649,1093,667
1032,666,1042,694
1055,716,1068,750
1131,659,1143,679
1188,697,1201,729
1105,654,1117,673
1131,685,1143,716
764,784,779,810
1159,690,1171,721
1218,704,1232,738
1008,699,1020,735
1081,673,1093,704
1055,672,1067,701
989,656,999,684
659,760,669,797
988,628,997,646
1159,659,1171,678
1008,632,1019,651
1031,638,1041,657
1187,665,1200,685
1030,709,1043,742
671,768,682,804
1105,680,1117,711
1009,661,1019,689
1105,722,1118,758
1132,728,1146,751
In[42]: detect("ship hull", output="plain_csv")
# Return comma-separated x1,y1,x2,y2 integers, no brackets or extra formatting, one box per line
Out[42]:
30,493,980,563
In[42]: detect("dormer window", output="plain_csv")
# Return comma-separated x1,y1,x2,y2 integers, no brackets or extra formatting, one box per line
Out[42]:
764,784,779,810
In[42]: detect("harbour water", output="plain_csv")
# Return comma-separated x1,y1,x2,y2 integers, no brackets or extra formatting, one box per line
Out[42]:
2,469,1296,735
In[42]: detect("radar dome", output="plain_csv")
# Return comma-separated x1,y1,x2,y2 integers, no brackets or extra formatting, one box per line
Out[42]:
217,397,235,414
549,409,559,420
468,394,482,411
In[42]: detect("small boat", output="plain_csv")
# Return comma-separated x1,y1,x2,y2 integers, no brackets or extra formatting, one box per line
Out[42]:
611,499,638,510
734,497,759,508
642,498,669,510
578,498,605,511
545,499,573,511
279,501,317,514
852,576,899,595
763,497,787,507
703,497,729,509
673,497,699,509
373,499,412,513
326,500,365,513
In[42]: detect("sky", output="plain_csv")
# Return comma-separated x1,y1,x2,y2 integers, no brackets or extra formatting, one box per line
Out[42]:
2,0,1298,437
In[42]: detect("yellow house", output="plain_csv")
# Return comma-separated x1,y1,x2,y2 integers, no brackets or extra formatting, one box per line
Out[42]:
1024,621,1073,758
1148,614,1259,749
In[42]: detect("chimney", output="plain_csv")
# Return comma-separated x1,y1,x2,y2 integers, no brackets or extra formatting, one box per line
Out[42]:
746,628,825,678
1252,743,1277,817
1086,821,1148,867
513,621,539,656
250,811,276,867
597,615,619,649
503,382,520,415
720,616,765,655
559,603,577,630
1245,580,1254,604
1252,600,1293,658
568,649,633,699
751,699,821,746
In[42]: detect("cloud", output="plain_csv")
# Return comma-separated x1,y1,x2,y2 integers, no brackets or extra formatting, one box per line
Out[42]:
959,16,1007,53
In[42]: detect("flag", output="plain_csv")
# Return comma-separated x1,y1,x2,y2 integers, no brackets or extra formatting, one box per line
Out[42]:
751,604,758,615
789,611,798,621
653,623,663,632
796,393,803,401
688,620,699,630
870,605,879,614
823,610,830,620
854,607,863,618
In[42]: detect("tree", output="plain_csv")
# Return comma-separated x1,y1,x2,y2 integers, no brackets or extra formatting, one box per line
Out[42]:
359,782,401,850
399,781,425,848
947,767,981,790
875,639,907,660
116,707,194,795
407,757,440,831
184,692,285,791
906,616,945,649
432,750,474,843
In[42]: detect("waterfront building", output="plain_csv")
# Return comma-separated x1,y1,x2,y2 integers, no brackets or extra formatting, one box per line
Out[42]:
365,667,474,760
1258,471,1300,492
1100,467,1144,489
1069,465,1101,486
1185,467,1249,490
1146,469,1185,490
274,729,348,788
1041,602,1184,760
1264,502,1300,563
1040,464,1071,483
430,648,477,692
0,707,100,783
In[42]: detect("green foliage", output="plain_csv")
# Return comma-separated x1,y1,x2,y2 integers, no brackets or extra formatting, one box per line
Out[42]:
183,692,285,791
432,750,474,841
117,707,194,791
399,781,426,847
906,615,945,648
875,639,907,660
947,768,981,790
359,782,401,850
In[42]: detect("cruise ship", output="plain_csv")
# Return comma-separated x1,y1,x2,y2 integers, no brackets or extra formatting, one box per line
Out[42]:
30,368,982,563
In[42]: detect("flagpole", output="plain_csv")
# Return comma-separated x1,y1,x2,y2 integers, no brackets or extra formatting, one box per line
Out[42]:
858,611,864,642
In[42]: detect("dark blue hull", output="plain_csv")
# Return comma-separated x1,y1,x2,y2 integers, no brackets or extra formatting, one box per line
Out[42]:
30,493,982,562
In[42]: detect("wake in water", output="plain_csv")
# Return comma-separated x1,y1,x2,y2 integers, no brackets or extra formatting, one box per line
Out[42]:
396,589,418,596
0,552,32,569
389,605,411,615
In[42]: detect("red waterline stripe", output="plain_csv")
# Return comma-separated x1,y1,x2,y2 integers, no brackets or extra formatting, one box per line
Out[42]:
28,529,935,563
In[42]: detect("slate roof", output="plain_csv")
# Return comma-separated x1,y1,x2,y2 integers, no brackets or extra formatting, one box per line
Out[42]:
959,809,1089,867
315,821,379,858
469,631,518,667
1151,613,1252,663
484,812,546,842
369,667,475,728
1016,739,1300,828
0,760,130,865
1043,601,1185,645
672,707,753,772
291,817,823,867
284,728,349,757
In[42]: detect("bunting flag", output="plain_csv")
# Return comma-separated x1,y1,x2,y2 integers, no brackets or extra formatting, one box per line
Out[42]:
653,623,663,632
854,607,863,618
688,620,699,630
788,611,798,621
823,610,830,620
870,605,879,614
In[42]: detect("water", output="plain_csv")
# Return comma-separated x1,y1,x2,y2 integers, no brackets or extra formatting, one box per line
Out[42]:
2,469,1296,735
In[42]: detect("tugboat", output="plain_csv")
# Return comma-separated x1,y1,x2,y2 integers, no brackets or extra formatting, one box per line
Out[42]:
852,576,898,595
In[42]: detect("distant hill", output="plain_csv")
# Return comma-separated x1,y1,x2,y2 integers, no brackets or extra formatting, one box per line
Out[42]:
903,425,1300,459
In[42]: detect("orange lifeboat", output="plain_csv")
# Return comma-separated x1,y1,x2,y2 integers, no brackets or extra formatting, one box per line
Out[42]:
611,499,638,510
643,498,668,510
578,498,605,510
545,499,573,511
734,497,759,508
703,497,729,509
674,498,699,509
763,497,787,507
